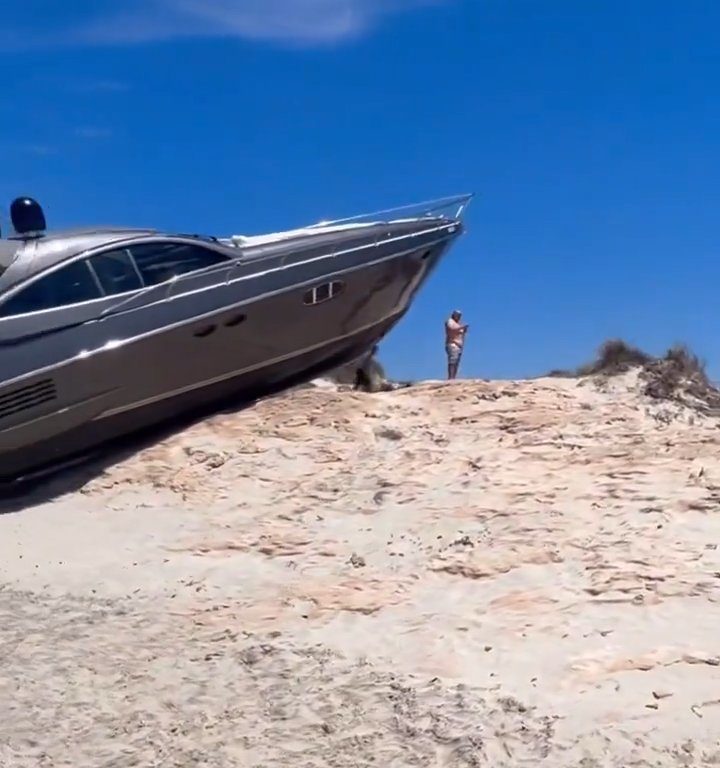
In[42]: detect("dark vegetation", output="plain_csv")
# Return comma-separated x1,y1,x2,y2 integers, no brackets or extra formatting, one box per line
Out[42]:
549,338,720,412
330,351,387,391
548,339,653,378
328,346,414,392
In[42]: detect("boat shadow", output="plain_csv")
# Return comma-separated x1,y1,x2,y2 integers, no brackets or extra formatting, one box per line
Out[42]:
0,354,379,513
0,390,274,513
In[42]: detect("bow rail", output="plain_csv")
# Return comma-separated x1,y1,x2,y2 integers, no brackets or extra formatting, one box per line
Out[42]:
305,193,475,229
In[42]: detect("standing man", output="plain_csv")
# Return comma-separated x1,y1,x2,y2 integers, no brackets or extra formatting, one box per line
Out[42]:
445,309,469,379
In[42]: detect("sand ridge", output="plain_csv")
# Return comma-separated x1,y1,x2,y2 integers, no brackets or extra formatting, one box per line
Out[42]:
1,373,720,766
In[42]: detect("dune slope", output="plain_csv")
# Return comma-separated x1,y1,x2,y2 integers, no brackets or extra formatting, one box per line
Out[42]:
1,373,720,766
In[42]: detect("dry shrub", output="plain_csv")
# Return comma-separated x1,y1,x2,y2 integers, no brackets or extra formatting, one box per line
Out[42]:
550,339,720,412
643,344,720,409
550,339,652,378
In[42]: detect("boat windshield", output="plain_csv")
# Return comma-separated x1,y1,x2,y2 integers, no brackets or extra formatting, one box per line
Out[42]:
0,240,21,284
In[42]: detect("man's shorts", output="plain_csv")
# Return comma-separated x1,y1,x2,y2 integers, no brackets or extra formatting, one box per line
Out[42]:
446,343,463,365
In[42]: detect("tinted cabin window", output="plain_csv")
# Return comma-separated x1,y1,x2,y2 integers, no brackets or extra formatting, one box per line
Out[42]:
0,260,101,317
128,242,229,286
89,248,143,295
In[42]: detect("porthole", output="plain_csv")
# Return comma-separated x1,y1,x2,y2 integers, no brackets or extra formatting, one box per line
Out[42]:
315,283,331,303
303,280,345,306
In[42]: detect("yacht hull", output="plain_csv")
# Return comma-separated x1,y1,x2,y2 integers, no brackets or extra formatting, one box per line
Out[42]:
0,311,400,484
0,234,453,484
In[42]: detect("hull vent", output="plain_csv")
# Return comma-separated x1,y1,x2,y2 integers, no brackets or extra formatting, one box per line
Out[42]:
0,379,57,421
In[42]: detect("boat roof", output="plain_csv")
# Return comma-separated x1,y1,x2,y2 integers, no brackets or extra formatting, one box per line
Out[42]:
0,220,379,287
0,211,459,295
0,192,473,294
225,220,378,247
0,228,158,292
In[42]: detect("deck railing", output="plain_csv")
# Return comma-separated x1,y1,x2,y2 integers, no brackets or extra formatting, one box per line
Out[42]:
304,193,475,229
100,194,474,311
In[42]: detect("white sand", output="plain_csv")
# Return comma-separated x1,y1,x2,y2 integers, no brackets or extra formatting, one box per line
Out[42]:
1,373,720,766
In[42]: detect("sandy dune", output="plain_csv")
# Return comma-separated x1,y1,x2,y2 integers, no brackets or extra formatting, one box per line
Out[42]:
1,372,720,766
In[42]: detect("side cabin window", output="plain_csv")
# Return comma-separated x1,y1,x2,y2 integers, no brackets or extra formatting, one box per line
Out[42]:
88,248,143,296
0,241,231,318
128,242,229,286
303,280,345,306
0,260,101,317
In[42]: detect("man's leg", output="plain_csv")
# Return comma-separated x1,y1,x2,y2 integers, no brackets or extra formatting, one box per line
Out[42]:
454,350,462,379
447,345,459,379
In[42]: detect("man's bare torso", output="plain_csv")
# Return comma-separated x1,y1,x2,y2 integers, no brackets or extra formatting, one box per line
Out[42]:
445,317,466,348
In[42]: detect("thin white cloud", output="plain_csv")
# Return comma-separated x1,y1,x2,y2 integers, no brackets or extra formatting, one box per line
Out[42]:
71,80,131,93
74,127,113,140
15,143,56,156
1,0,448,49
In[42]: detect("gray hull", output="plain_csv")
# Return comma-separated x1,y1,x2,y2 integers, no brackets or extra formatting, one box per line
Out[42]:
0,215,462,482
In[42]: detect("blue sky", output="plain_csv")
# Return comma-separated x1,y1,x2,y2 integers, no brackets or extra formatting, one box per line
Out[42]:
2,0,720,380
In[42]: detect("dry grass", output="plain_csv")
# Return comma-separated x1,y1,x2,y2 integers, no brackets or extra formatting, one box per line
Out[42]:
548,339,653,378
643,344,720,409
549,339,720,412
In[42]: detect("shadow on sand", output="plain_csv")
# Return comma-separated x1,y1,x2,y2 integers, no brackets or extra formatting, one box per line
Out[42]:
0,387,281,514
0,349,403,513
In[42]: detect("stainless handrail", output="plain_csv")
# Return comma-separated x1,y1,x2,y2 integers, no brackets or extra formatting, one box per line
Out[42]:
304,193,475,229
103,197,472,311
223,219,461,291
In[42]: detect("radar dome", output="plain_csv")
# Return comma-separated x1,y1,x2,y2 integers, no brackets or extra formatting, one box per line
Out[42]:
10,197,46,236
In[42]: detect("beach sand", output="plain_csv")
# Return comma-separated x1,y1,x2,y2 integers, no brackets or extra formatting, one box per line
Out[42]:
1,372,719,766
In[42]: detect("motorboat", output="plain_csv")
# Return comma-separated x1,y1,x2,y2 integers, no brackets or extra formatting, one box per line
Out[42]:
0,193,472,482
